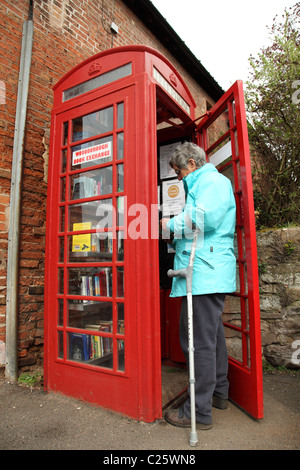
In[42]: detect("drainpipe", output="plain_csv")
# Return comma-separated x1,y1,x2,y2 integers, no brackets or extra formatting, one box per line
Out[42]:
5,4,33,382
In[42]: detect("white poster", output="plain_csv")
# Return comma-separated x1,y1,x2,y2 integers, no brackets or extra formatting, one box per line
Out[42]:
162,179,185,216
159,142,179,179
209,140,232,167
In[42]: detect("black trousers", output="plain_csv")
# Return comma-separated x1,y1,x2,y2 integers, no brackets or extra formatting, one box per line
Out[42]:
180,293,229,424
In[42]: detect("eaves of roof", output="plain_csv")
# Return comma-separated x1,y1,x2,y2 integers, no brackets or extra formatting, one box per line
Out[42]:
122,0,224,102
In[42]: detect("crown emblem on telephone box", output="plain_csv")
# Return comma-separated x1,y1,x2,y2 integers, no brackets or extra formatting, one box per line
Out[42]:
88,62,102,76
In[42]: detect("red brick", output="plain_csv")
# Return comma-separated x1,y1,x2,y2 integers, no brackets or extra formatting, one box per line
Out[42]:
0,0,217,366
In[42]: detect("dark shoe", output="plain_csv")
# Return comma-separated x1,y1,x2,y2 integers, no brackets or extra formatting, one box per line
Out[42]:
212,394,228,410
165,407,212,430
165,407,190,428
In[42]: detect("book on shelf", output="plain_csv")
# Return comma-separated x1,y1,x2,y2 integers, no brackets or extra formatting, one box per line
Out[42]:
95,268,112,297
80,268,112,299
91,233,100,252
118,320,124,334
72,228,113,255
90,335,102,359
90,330,113,360
80,276,88,303
86,321,113,360
72,172,112,200
69,327,115,362
72,176,96,199
97,173,112,196
72,222,92,252
100,323,113,355
91,233,113,254
70,333,90,361
70,320,122,362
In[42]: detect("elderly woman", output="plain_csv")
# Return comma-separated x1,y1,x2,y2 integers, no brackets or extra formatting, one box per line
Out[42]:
161,142,236,430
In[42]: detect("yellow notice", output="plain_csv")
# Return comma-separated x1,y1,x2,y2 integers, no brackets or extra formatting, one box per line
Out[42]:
168,184,180,198
72,222,92,252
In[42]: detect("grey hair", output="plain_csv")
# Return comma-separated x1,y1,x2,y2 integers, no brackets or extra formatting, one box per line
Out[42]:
169,142,207,169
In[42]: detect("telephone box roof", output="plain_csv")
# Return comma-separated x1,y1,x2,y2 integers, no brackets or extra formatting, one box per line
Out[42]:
123,0,224,102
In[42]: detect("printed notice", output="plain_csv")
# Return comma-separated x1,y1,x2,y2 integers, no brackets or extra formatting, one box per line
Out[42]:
159,142,179,179
162,179,185,216
72,141,112,166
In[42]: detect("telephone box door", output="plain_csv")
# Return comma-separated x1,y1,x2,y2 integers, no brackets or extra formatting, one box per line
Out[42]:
196,81,264,419
45,84,141,419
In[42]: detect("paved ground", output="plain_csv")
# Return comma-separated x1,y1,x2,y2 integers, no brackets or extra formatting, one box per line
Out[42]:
0,370,299,452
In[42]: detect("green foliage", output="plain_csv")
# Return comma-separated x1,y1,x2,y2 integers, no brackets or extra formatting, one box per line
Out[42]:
284,240,295,255
18,372,43,389
258,262,267,276
245,3,300,228
262,360,300,374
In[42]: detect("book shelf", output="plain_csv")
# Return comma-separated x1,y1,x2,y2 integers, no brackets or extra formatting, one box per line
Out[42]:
71,166,114,200
68,320,124,368
55,99,126,374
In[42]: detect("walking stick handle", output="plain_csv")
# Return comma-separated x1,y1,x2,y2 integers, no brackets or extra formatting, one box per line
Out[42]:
167,268,187,279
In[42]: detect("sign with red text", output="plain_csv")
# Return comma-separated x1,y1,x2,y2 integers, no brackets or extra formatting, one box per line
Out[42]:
72,141,112,166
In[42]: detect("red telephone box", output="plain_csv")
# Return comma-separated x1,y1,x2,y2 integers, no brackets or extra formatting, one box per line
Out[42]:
45,45,263,422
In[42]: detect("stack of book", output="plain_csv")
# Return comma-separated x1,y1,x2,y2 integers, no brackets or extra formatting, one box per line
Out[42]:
87,322,113,360
80,268,112,299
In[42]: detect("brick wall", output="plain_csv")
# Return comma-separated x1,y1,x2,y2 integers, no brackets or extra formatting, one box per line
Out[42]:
0,0,215,370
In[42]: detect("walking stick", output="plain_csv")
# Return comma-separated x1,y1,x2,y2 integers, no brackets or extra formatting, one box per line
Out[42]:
167,226,199,447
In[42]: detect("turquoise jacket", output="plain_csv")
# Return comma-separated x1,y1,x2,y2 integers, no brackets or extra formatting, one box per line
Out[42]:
167,163,236,297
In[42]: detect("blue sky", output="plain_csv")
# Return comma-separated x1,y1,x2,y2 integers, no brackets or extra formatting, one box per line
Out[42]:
150,0,297,90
